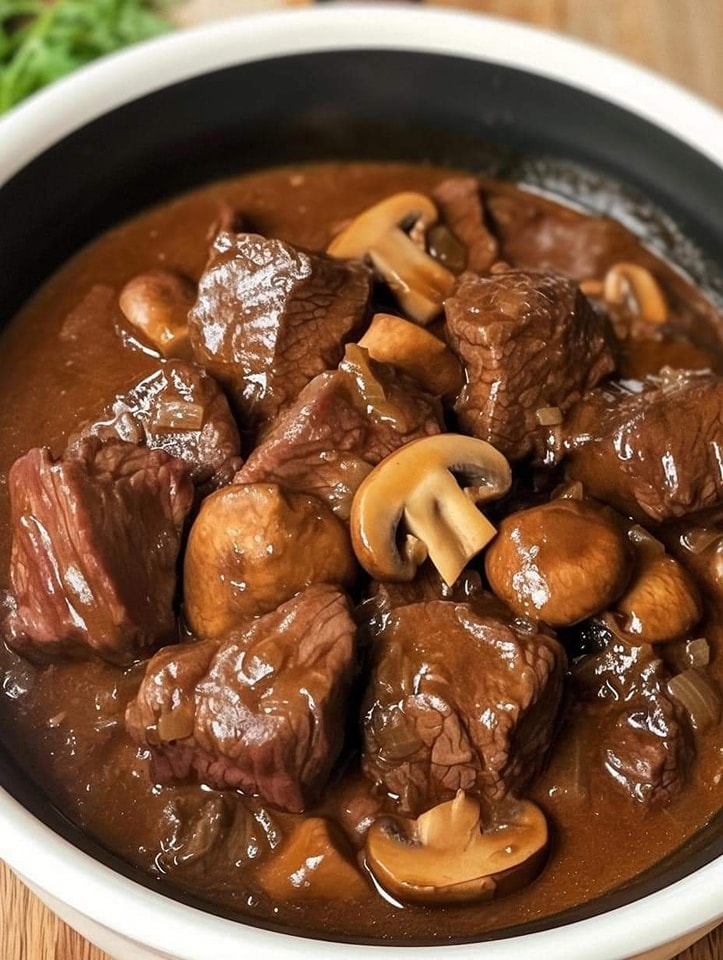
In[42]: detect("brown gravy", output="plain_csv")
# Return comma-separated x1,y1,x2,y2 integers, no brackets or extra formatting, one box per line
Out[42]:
0,162,721,943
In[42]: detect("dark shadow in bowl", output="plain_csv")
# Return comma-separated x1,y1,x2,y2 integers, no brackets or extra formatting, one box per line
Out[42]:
1,48,722,945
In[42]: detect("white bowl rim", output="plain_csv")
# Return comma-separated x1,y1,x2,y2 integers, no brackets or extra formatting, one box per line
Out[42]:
0,5,721,959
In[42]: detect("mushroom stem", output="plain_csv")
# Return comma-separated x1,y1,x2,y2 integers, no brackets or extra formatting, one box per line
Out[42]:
369,230,455,326
404,471,497,587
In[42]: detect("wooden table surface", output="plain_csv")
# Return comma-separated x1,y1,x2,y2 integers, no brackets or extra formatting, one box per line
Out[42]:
2,1,722,958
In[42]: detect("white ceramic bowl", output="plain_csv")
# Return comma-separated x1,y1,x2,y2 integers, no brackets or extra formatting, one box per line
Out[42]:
0,7,721,960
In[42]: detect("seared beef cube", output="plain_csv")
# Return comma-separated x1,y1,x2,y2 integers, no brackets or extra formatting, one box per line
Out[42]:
69,360,242,492
564,371,723,523
433,177,498,273
362,600,566,815
126,584,356,813
574,640,692,806
188,231,371,432
445,271,616,461
235,348,441,518
6,438,193,664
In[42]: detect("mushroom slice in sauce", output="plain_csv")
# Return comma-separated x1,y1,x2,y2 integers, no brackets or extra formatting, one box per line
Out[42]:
358,313,464,396
257,817,370,902
328,192,455,325
350,434,511,586
365,791,548,905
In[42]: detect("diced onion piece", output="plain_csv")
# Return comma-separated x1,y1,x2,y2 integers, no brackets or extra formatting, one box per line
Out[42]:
342,344,407,429
157,707,195,742
535,406,563,427
680,527,722,555
627,524,666,559
552,480,584,501
667,669,722,732
686,638,711,669
152,401,205,432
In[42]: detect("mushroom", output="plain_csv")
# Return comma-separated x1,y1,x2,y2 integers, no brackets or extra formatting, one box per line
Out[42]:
184,483,357,638
328,193,455,325
485,500,634,627
118,269,196,358
365,791,548,905
358,313,464,396
257,817,370,902
350,434,511,587
614,554,702,643
602,262,668,325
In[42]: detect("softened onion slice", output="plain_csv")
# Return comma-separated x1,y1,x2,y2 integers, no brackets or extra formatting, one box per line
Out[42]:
680,527,722,555
152,400,205,431
667,669,722,733
535,406,563,426
686,638,711,668
550,480,585,501
627,524,666,559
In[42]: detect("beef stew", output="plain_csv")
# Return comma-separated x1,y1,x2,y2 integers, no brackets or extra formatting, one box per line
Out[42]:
0,161,720,943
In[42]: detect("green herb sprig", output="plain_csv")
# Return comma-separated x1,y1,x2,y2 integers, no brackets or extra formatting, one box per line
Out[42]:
0,0,173,115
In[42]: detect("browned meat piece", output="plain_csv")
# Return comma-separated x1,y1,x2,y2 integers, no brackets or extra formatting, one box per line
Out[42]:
433,177,498,273
235,348,441,518
188,231,371,433
564,370,723,523
5,438,193,664
445,270,616,461
486,190,638,280
362,600,566,816
573,640,692,806
68,361,242,492
126,584,356,813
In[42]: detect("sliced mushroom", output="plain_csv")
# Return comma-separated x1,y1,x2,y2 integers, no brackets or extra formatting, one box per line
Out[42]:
257,817,370,902
365,791,548,905
615,554,702,643
184,483,357,638
602,263,668,325
350,435,511,586
328,193,455,325
118,269,196,358
358,313,464,396
485,500,634,627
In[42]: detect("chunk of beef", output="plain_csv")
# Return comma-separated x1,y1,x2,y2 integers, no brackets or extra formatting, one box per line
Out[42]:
445,270,616,461
432,177,498,273
126,584,356,813
5,438,193,664
564,370,723,523
154,791,282,885
68,361,242,492
486,190,640,280
573,639,692,805
235,348,441,518
362,600,566,816
188,231,371,433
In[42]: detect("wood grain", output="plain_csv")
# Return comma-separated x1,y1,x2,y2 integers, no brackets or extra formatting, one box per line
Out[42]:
2,1,722,958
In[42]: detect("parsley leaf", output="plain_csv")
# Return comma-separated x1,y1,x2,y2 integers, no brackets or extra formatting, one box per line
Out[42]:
0,0,172,114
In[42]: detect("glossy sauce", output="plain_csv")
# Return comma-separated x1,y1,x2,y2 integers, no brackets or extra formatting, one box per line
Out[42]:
0,162,721,942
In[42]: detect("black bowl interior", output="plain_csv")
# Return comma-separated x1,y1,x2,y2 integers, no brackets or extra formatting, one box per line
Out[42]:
1,49,722,946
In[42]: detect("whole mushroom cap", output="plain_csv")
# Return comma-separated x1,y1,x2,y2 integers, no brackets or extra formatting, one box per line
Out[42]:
184,482,357,638
485,499,634,627
615,554,702,643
